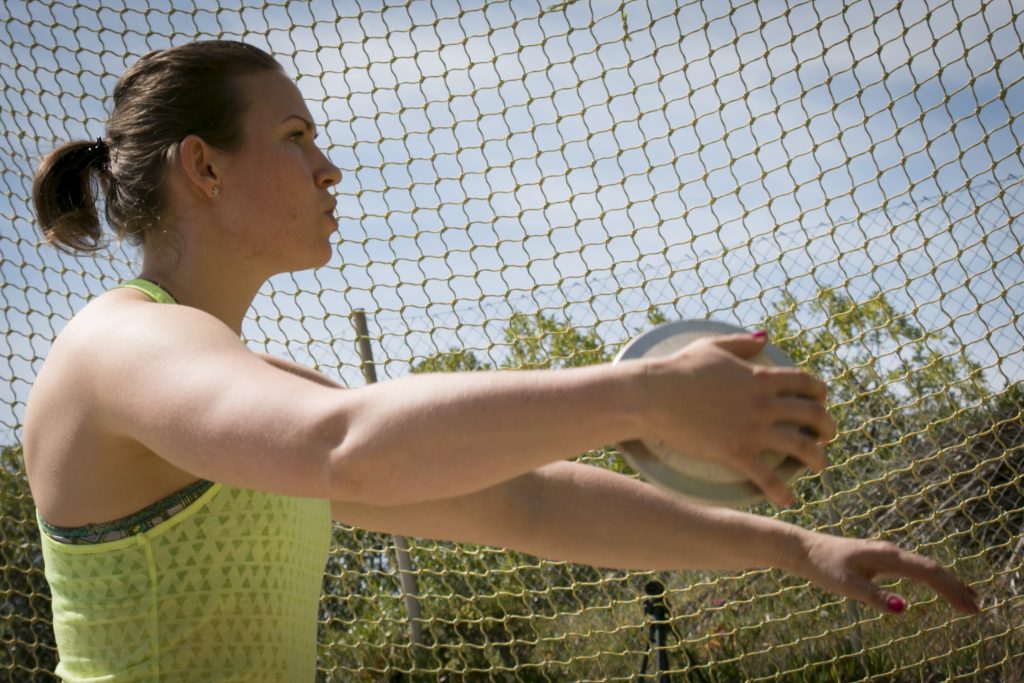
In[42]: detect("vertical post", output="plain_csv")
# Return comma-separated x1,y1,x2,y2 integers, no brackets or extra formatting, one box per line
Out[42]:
640,580,672,682
350,309,424,648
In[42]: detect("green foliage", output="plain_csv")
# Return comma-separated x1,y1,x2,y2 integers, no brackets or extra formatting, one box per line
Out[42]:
410,348,493,374
501,311,612,370
645,305,670,327
764,288,991,506
0,444,58,682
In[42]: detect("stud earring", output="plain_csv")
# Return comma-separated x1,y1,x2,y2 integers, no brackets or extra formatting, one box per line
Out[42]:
211,186,221,198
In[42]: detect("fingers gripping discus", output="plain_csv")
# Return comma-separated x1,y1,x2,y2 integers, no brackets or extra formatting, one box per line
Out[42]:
613,319,809,508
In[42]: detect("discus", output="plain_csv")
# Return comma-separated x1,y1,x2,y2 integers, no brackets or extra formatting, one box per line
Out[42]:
613,319,810,508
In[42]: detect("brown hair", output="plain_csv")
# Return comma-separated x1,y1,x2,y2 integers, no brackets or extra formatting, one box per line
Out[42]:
32,40,282,253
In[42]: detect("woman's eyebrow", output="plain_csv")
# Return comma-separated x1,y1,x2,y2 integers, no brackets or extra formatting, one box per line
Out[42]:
281,114,318,139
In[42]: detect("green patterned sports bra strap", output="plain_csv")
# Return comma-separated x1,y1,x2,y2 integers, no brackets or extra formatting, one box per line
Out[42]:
118,278,177,304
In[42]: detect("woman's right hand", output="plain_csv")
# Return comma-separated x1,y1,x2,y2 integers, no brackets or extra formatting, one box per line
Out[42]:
794,531,981,615
637,331,837,507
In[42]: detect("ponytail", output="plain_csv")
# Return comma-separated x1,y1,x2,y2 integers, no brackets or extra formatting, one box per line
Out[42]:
32,138,112,253
31,41,282,255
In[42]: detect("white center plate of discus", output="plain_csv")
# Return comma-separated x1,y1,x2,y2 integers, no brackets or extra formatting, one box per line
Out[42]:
613,319,808,508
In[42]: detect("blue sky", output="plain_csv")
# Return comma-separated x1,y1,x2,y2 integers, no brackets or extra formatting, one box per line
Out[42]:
1,0,1022,444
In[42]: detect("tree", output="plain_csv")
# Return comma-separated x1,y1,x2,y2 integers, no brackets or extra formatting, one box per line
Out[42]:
762,288,991,507
502,311,613,369
0,444,58,682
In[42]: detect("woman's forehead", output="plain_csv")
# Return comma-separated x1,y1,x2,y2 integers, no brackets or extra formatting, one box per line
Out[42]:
239,71,311,127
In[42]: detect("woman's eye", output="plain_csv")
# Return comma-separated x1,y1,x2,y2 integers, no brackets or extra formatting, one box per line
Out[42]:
289,130,305,141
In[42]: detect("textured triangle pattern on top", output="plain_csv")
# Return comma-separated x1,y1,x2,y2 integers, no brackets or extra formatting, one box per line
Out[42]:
40,483,332,682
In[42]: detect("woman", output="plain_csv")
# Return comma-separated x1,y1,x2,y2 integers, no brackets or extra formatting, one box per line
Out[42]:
26,41,979,681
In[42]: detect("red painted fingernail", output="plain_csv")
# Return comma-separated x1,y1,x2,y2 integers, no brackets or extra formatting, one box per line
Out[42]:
887,596,906,613
752,330,768,339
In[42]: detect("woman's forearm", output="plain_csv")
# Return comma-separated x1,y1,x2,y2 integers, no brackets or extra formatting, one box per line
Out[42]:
332,461,807,574
329,362,647,506
489,461,806,572
331,461,980,615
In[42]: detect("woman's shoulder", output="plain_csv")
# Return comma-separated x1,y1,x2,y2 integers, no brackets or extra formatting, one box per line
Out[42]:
36,288,147,380
51,287,241,363
29,288,243,421
24,287,235,524
54,287,151,345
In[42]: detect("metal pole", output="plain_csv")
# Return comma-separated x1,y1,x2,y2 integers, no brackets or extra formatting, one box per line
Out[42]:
351,309,424,648
641,580,672,682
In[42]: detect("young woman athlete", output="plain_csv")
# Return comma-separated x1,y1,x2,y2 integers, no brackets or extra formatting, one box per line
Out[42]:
26,40,980,681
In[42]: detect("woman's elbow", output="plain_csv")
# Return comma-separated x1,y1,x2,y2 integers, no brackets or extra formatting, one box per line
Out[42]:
325,433,407,506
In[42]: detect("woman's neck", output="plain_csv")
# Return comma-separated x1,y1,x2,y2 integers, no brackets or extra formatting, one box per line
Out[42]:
140,251,266,337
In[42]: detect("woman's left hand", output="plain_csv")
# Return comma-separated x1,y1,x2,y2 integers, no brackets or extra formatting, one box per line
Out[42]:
794,532,981,615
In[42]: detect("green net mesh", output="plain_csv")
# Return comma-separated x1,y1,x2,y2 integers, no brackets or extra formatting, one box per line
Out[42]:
2,0,1022,680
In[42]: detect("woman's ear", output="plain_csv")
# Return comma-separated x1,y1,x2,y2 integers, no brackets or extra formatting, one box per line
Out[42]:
176,135,221,200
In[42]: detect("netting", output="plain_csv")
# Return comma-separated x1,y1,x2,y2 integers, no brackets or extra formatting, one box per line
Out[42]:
2,0,1023,680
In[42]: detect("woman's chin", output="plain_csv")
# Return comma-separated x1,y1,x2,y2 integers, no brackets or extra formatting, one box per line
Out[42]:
275,246,334,275
308,241,335,270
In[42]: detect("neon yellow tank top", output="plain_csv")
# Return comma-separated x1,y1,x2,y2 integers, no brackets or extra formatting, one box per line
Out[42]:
38,279,332,682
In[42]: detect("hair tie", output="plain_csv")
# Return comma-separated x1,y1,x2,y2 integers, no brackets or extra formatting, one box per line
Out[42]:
88,137,110,169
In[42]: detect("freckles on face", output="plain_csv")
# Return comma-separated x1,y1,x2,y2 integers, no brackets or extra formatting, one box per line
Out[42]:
221,71,331,264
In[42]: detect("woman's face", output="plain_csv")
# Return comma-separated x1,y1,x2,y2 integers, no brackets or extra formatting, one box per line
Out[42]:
215,70,341,273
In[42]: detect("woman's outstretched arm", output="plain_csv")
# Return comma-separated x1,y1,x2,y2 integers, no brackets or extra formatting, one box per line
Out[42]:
90,295,832,507
330,460,981,616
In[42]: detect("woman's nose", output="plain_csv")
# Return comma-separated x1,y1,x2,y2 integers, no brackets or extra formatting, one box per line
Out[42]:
316,149,341,189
